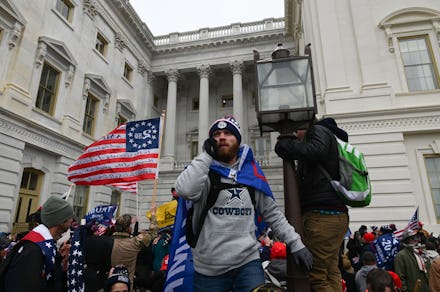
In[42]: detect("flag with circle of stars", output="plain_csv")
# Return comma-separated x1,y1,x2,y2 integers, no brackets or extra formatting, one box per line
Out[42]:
67,225,86,292
126,118,160,152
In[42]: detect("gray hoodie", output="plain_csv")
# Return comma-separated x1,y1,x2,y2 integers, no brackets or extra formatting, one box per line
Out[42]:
355,265,377,292
175,149,305,276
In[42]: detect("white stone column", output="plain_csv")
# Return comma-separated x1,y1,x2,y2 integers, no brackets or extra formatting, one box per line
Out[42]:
197,64,211,153
161,68,179,170
230,60,244,126
145,71,155,119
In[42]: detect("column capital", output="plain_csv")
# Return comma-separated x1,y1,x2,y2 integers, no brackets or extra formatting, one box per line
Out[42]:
166,68,180,82
229,60,244,75
197,64,212,79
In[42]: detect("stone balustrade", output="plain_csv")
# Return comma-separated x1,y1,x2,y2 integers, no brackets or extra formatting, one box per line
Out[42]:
153,17,285,46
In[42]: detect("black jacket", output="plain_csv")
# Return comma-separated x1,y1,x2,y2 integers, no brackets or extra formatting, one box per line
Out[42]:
275,124,347,212
84,235,114,291
3,240,66,292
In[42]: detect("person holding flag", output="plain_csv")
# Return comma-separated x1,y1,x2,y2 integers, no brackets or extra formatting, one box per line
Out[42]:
175,116,312,291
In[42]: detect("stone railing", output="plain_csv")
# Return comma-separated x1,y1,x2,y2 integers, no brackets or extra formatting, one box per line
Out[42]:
153,18,285,46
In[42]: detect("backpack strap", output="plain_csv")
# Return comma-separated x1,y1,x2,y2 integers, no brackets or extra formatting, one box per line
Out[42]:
186,170,256,248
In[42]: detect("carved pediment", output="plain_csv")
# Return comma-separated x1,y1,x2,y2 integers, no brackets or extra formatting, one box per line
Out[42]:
38,36,77,68
379,7,440,27
117,99,136,117
84,74,111,96
0,0,26,26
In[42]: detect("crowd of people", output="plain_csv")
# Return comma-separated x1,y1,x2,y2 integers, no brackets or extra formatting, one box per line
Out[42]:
0,197,170,292
257,222,440,292
0,115,439,292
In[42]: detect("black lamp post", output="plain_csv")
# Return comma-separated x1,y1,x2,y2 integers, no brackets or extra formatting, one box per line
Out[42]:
254,43,317,291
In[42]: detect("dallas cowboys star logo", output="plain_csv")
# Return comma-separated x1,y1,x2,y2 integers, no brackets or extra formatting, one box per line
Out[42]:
226,188,245,205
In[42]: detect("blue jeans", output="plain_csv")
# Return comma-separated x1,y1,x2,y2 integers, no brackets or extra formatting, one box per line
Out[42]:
193,259,265,292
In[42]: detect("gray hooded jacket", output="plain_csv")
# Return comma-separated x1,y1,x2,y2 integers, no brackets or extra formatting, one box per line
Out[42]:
175,147,305,276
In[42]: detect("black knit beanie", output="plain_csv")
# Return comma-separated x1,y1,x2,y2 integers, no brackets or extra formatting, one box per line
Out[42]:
315,117,348,142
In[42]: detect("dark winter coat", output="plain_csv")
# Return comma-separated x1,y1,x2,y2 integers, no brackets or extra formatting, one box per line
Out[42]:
3,240,66,292
275,124,347,212
394,246,430,292
84,234,114,291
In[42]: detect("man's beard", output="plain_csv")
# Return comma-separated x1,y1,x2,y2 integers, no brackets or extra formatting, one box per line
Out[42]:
215,142,239,163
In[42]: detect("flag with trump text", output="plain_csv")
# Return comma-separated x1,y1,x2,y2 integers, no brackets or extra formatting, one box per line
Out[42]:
393,207,419,240
68,118,162,185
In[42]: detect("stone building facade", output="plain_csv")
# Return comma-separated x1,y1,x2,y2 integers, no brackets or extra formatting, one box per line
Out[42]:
0,0,439,233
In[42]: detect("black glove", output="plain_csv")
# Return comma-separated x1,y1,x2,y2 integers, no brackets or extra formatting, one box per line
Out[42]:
203,137,217,157
292,247,313,272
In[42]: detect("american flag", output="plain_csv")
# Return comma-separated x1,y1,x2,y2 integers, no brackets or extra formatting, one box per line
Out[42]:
67,225,86,292
110,182,138,194
393,207,419,240
68,118,162,185
22,224,57,281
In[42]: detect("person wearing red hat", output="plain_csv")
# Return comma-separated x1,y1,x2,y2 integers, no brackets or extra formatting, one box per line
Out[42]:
264,242,287,288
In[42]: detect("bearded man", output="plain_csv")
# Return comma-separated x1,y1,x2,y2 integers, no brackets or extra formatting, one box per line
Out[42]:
175,115,312,292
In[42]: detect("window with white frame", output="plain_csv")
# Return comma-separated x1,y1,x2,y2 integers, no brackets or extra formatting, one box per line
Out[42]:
81,74,112,137
95,32,108,57
398,36,439,91
34,37,77,116
426,155,440,221
111,190,121,217
55,0,74,22
73,185,89,220
378,7,440,92
83,93,98,135
123,62,133,81
36,62,60,115
192,97,199,111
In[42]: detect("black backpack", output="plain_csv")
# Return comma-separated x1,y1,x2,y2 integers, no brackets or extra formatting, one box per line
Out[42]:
185,171,255,248
0,240,27,292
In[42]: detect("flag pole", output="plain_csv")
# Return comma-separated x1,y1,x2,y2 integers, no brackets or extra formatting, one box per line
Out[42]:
64,183,75,201
136,184,139,218
151,111,166,210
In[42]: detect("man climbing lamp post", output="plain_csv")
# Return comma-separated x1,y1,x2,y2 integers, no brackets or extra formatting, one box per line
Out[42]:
253,44,317,292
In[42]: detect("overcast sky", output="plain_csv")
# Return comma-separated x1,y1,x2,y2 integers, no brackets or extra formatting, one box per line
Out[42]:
129,0,284,36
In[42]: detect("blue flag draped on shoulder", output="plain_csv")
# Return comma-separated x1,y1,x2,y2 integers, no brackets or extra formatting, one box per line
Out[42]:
210,144,273,235
210,145,274,198
164,197,194,292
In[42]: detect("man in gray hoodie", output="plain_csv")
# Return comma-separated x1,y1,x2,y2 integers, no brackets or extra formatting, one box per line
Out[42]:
175,115,312,292
355,251,377,292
